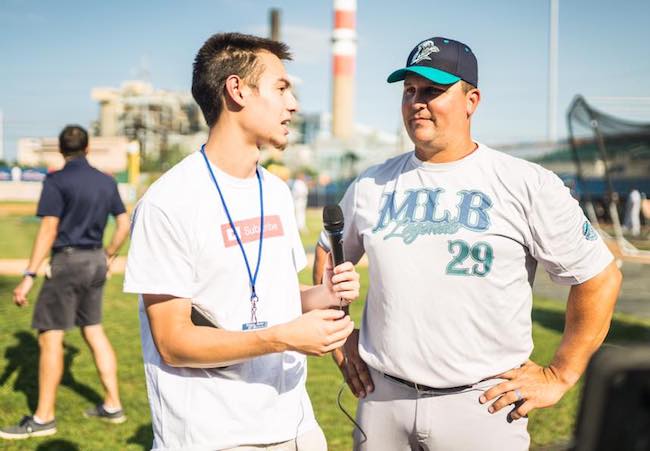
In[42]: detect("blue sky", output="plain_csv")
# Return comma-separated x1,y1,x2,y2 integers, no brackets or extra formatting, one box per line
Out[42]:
2,0,649,161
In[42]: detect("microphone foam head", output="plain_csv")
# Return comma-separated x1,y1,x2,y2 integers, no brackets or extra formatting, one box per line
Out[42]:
323,205,344,232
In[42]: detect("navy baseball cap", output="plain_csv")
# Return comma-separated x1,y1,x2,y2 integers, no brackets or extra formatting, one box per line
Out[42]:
387,37,478,87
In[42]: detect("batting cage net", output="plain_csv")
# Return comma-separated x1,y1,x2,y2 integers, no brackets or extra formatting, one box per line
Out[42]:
567,95,650,202
567,95,650,263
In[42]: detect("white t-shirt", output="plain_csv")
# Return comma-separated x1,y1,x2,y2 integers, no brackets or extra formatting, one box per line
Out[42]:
124,151,317,450
320,143,613,388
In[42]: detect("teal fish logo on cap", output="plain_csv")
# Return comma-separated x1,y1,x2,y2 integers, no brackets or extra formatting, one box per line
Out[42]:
410,40,440,65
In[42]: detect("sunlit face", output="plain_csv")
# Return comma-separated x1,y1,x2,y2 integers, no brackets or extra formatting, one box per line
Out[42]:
401,74,474,151
242,51,298,150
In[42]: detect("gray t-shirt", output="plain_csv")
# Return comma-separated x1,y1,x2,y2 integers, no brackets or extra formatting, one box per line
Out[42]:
320,143,613,388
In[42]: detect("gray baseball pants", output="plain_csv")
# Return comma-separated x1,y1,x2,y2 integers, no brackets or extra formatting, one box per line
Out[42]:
353,367,530,451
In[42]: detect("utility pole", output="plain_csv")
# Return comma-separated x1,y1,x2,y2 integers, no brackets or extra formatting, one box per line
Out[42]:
270,8,280,41
548,0,559,143
0,109,4,162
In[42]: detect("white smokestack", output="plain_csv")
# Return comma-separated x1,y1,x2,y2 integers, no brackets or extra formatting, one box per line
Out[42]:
332,0,356,140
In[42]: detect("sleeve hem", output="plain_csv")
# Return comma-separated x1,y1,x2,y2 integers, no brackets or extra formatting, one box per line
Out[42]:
123,283,193,299
317,233,329,252
528,172,584,282
548,253,614,286
295,259,307,273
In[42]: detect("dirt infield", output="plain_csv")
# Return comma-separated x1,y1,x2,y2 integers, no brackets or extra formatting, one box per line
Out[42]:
533,262,650,318
0,202,37,217
0,257,127,276
603,240,650,265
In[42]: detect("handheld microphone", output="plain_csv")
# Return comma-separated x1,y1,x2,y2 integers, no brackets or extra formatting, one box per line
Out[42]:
323,205,367,443
322,205,345,267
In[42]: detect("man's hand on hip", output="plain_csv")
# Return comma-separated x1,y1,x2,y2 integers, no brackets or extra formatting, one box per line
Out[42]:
479,360,572,420
333,328,374,398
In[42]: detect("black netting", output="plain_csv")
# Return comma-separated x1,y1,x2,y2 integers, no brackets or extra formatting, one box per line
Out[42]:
567,95,650,200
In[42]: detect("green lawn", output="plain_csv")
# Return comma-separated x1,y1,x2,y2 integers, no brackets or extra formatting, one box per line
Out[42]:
301,208,325,253
0,213,128,259
1,205,650,449
0,275,151,451
1,271,650,450
0,215,41,259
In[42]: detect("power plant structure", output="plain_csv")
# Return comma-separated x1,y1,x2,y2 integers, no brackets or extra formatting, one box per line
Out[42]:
91,80,206,161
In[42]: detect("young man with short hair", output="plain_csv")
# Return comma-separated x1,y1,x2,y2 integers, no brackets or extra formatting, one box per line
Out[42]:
124,33,360,450
320,36,622,450
1,125,130,440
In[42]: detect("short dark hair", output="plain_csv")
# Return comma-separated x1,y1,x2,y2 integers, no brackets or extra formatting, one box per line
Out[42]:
191,32,292,127
460,80,477,94
58,125,88,155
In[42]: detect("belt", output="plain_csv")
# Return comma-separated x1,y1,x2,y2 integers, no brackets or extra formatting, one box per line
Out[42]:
383,373,473,393
52,245,103,254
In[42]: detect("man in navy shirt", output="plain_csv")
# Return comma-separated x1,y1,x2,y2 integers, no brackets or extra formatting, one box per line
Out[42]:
1,125,130,440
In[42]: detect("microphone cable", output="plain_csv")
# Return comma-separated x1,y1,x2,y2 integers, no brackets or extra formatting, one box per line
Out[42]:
322,205,367,446
336,297,367,447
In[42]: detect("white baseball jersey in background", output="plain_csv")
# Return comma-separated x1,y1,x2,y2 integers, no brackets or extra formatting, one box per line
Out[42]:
125,152,317,450
320,143,613,388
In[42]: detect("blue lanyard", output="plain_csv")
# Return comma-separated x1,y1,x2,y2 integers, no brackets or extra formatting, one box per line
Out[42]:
200,145,264,322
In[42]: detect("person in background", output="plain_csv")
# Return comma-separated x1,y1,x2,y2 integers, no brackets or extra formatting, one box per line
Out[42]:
1,125,130,440
623,188,641,237
291,172,309,232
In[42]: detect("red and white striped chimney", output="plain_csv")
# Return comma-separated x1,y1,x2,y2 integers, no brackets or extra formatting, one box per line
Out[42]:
332,0,356,140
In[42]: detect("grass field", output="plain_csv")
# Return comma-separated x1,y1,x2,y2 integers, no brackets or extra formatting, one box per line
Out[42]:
1,206,649,450
0,208,129,259
2,272,650,451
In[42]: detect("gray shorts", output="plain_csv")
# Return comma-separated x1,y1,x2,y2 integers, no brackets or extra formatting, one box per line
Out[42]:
32,248,108,331
353,367,530,451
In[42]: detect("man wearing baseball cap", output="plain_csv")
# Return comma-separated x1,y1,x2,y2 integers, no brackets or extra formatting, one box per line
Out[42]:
318,36,622,449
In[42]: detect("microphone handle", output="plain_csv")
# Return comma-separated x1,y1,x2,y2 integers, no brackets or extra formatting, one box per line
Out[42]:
327,229,345,267
327,229,348,311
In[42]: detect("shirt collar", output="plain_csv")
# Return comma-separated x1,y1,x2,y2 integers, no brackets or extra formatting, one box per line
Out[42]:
64,156,89,168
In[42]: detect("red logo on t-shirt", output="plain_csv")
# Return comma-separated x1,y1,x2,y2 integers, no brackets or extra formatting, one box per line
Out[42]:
221,215,284,247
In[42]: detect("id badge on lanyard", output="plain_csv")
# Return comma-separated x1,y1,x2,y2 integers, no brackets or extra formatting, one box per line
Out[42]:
200,146,268,331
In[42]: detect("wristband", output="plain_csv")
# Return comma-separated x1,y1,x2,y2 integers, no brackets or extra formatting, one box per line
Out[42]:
22,270,37,278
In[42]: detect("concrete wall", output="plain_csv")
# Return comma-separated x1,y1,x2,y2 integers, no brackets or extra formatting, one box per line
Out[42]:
0,181,135,204
17,136,130,174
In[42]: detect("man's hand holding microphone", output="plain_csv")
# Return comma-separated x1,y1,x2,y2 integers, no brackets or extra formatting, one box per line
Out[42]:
277,205,360,358
321,205,374,398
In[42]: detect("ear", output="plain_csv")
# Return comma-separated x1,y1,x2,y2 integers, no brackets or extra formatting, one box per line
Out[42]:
466,88,481,117
223,75,250,108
